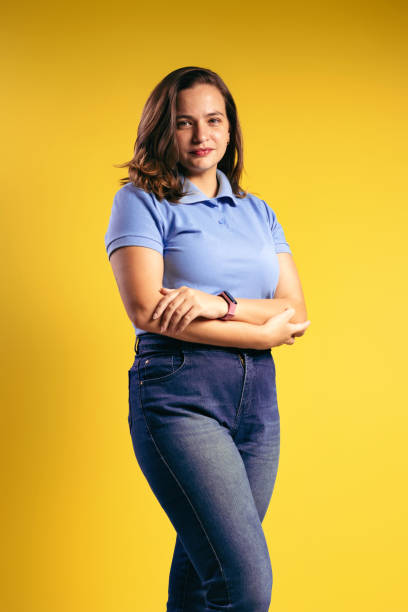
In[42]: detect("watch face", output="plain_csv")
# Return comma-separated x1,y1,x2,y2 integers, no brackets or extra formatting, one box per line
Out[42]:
223,290,237,304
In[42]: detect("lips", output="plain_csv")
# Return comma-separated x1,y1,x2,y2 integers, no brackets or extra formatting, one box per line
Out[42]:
190,148,214,156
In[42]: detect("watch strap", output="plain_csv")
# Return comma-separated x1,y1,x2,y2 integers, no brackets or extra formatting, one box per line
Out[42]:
217,290,237,320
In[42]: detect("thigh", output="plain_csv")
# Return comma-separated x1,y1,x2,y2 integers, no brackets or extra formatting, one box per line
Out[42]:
233,351,281,522
128,348,273,608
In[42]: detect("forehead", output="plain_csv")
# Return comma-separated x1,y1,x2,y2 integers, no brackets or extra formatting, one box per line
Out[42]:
176,83,226,113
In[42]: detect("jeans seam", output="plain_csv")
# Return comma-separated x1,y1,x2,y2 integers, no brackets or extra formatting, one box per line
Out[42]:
232,353,247,436
180,554,191,612
141,411,231,608
137,361,231,608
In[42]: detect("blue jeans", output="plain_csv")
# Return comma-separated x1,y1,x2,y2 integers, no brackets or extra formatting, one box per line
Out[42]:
128,332,281,612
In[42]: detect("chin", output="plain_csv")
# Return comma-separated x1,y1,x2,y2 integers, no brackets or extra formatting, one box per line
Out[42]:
185,157,219,169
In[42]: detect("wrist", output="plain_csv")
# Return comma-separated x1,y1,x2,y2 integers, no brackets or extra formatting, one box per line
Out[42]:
253,325,269,350
217,295,229,318
217,290,238,321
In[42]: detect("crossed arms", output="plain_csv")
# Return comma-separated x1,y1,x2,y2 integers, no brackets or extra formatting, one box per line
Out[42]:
108,246,309,350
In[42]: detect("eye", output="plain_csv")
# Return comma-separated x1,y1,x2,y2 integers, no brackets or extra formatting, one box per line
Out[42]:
177,120,191,127
209,118,221,124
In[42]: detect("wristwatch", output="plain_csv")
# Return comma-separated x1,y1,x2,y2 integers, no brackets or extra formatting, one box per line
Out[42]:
217,290,237,321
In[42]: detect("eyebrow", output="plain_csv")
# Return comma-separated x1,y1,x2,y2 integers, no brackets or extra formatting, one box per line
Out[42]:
176,111,225,119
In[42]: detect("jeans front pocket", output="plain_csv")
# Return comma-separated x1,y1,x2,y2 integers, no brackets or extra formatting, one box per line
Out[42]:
139,348,186,384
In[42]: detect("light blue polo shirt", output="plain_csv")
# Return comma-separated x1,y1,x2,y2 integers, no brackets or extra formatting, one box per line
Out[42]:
104,168,292,337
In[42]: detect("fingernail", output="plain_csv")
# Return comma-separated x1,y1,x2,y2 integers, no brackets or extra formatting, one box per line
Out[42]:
152,312,158,319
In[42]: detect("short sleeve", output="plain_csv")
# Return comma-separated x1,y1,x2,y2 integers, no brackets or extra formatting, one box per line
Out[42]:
104,184,165,260
262,200,292,254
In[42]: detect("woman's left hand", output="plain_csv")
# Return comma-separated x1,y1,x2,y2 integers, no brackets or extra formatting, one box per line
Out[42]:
152,286,228,334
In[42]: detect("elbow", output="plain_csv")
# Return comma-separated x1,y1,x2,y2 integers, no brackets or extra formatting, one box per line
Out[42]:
130,291,168,333
132,305,158,334
132,309,149,332
288,298,308,323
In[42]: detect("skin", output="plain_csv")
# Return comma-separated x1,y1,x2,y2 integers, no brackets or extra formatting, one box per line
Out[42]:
107,84,311,348
175,83,230,198
150,84,310,338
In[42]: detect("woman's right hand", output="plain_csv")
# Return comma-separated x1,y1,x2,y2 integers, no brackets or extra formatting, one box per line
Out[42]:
257,307,311,349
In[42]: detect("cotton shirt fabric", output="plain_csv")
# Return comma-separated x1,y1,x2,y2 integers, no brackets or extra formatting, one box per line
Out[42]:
104,168,292,337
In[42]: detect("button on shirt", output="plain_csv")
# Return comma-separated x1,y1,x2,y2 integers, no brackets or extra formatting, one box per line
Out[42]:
104,168,292,337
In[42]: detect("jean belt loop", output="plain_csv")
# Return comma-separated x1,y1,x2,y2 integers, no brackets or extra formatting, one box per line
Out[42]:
134,336,140,355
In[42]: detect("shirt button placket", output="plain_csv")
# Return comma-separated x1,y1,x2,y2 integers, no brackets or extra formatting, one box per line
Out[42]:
211,199,226,225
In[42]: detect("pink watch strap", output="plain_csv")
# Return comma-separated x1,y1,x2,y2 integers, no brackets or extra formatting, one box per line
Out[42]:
218,291,237,320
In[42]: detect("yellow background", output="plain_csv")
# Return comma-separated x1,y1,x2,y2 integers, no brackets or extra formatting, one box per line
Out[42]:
2,1,407,610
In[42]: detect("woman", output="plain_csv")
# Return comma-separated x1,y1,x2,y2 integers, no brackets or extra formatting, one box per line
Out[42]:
104,66,311,612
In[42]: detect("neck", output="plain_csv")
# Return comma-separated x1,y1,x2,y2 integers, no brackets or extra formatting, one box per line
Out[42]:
183,167,219,199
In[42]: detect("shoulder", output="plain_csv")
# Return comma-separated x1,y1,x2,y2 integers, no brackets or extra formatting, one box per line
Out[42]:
105,183,166,259
240,190,278,222
106,181,168,234
112,182,155,207
111,182,166,220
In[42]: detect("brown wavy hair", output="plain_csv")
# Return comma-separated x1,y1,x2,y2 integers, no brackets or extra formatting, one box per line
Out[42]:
114,66,247,203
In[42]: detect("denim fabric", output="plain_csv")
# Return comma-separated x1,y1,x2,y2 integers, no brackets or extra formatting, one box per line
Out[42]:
128,332,281,612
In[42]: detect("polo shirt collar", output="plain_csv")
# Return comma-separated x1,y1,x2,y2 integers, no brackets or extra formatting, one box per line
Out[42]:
177,168,239,206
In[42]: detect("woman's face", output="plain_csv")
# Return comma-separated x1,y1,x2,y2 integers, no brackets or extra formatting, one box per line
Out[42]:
175,83,230,178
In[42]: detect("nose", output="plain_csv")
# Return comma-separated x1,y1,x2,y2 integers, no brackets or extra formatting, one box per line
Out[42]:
193,120,209,143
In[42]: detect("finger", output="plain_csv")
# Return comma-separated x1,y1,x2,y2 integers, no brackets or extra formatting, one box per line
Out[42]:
292,320,311,333
152,298,167,319
174,305,198,334
169,300,197,333
153,292,179,321
166,302,187,332
160,297,186,332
